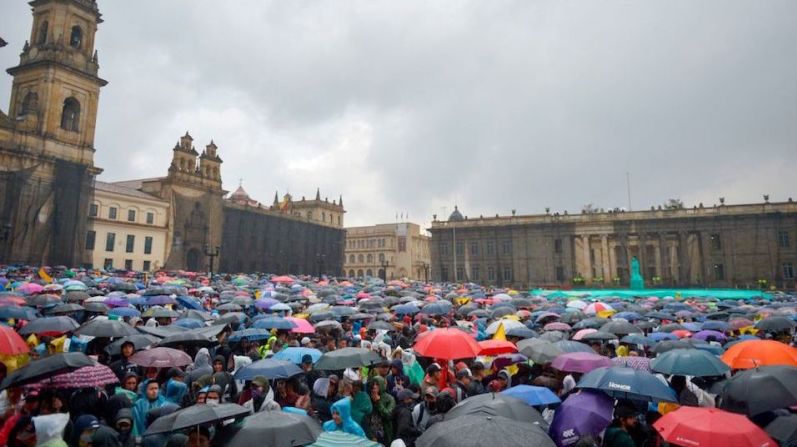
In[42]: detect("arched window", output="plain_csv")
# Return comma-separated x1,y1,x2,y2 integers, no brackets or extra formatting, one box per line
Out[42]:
357,269,364,277
348,270,355,277
367,254,373,263
307,211,313,220
357,254,364,263
37,21,48,45
20,91,38,116
60,97,80,131
348,254,355,263
70,26,82,49
366,269,373,277
322,212,326,222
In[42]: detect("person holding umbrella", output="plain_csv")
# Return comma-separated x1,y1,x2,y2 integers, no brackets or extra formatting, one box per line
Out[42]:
603,405,638,447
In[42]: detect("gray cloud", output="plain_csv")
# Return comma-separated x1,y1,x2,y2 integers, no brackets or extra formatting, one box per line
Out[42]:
1,0,795,227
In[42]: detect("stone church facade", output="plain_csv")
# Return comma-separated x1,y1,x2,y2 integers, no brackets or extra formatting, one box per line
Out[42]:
0,0,345,275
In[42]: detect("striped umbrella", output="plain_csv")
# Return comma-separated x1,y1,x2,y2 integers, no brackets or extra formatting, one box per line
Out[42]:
611,356,652,371
37,363,118,389
307,431,380,447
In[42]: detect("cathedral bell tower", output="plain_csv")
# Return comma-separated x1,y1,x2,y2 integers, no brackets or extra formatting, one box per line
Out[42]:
6,0,106,167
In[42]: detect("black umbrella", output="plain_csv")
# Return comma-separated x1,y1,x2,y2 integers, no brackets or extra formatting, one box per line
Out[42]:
227,409,321,447
718,365,797,416
25,294,62,307
765,414,797,447
417,413,555,447
104,334,160,356
651,339,693,354
83,302,109,314
157,331,213,348
75,318,139,337
64,291,90,303
572,318,609,330
366,320,394,331
314,347,383,370
445,393,547,427
1,352,94,390
47,303,85,315
18,316,79,336
755,316,796,333
599,320,643,335
144,403,250,435
581,331,619,342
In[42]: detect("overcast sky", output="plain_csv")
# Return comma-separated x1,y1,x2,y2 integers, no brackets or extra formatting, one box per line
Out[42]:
2,1,796,228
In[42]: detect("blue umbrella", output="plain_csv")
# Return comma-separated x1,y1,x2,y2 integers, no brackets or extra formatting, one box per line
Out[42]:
614,312,643,321
147,295,177,306
649,332,677,342
693,343,725,356
681,322,703,332
505,326,538,339
176,296,203,310
576,366,678,402
173,319,204,329
252,317,296,331
234,359,302,380
109,307,141,318
127,296,147,306
0,306,40,321
422,302,452,316
621,334,653,346
650,348,729,377
555,340,594,354
393,304,421,315
501,385,561,406
273,347,323,364
702,320,730,332
229,328,271,342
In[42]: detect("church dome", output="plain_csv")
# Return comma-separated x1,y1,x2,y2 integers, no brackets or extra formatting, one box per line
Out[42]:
230,186,251,202
448,206,464,222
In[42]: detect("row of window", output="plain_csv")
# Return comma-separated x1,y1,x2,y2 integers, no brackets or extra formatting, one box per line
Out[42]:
348,238,389,250
99,259,152,272
712,262,795,281
346,253,388,265
305,211,341,225
86,231,153,254
440,266,513,282
37,21,83,49
90,204,156,225
710,231,791,250
440,240,513,256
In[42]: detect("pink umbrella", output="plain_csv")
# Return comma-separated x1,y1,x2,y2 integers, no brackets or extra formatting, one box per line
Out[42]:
271,275,294,284
544,322,572,332
584,302,613,315
572,329,598,341
611,356,652,371
129,347,192,368
37,364,118,389
285,317,315,334
17,283,44,295
551,352,612,373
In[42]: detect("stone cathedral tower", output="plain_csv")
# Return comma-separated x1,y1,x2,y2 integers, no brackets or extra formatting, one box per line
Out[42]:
0,0,105,265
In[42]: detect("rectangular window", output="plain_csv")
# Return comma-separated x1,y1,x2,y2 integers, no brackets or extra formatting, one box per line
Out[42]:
127,209,136,222
124,259,133,271
85,230,96,250
440,243,449,255
471,265,480,281
440,266,449,282
103,258,113,269
470,242,479,255
125,235,135,253
778,231,790,248
555,266,565,282
456,242,463,256
108,207,117,220
89,203,98,217
502,240,512,255
144,236,153,255
456,267,465,281
783,262,795,279
398,236,407,252
713,263,725,281
105,233,115,252
554,238,562,254
487,267,496,281
486,241,495,255
503,267,512,281
146,212,154,225
710,233,721,250
143,260,151,272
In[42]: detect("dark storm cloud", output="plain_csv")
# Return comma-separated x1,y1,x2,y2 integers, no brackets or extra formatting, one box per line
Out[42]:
1,0,795,226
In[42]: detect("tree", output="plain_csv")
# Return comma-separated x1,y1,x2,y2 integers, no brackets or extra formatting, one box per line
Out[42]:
582,203,600,214
664,198,684,210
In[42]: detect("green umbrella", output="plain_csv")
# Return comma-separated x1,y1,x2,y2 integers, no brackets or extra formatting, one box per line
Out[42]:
307,431,379,447
650,348,729,377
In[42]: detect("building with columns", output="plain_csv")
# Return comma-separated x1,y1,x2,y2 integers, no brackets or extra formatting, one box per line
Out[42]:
344,222,431,281
429,201,797,290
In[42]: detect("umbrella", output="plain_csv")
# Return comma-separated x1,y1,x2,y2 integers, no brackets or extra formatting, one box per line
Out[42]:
1,352,94,390
505,326,538,339
755,316,796,333
75,318,139,337
392,304,421,315
413,328,481,360
228,328,271,342
314,347,383,370
577,366,678,402
416,413,555,447
611,356,652,371
285,317,315,334
25,294,62,307
38,363,118,389
486,320,526,335
554,340,594,354
421,302,452,316
477,340,518,356
543,322,572,332
307,431,379,447
217,303,243,312
47,303,84,315
129,347,192,368
227,410,321,447
366,320,394,331
146,295,176,306
765,414,797,447
549,390,614,447
445,393,547,427
18,316,79,336
599,320,643,335
650,348,730,377
104,334,159,356
144,308,180,319
157,331,213,348
501,385,561,406
720,340,797,369
692,330,727,343
145,403,250,435
581,331,619,342
717,365,797,416
583,302,613,315
234,359,302,380
517,339,564,364
0,306,40,321
108,307,140,318
272,347,323,365
0,325,29,355
173,319,204,329
83,302,109,314
252,317,297,331
620,334,653,346
551,352,612,373
653,407,775,447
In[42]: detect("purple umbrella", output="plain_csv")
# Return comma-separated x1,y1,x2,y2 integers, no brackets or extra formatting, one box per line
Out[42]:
611,356,651,371
254,298,279,310
551,352,612,374
103,297,129,308
692,330,727,343
146,295,177,306
549,390,613,447
492,353,529,371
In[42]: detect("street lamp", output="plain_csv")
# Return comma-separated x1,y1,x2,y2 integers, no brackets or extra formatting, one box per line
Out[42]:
203,244,220,277
1,223,12,263
380,259,390,282
316,253,326,277
421,262,430,283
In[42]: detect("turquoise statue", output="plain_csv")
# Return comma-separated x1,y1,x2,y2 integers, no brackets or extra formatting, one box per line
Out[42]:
630,256,645,290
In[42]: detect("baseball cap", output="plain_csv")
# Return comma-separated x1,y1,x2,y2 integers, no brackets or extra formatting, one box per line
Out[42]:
424,386,439,397
426,363,442,374
301,337,311,346
456,368,472,379
301,354,313,365
397,389,419,401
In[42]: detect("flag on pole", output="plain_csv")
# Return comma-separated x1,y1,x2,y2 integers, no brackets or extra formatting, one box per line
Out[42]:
38,267,53,284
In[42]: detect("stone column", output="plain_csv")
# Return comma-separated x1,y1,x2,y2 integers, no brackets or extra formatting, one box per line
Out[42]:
582,235,592,281
601,235,611,284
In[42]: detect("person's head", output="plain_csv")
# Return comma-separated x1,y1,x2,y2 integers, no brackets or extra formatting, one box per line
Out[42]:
145,380,161,401
328,375,339,398
426,363,442,380
251,376,268,396
206,385,222,405
326,338,336,351
22,390,40,414
390,359,403,376
187,426,211,447
168,368,185,382
121,341,135,359
614,405,638,430
123,372,139,391
397,389,418,405
301,355,314,372
337,338,348,349
114,410,133,435
423,386,438,410
376,361,390,377
75,414,100,447
145,367,158,380
213,356,225,373
470,361,485,377
456,368,472,386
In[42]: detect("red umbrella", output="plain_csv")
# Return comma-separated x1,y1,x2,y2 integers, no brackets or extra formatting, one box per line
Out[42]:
0,325,29,356
36,363,118,389
129,347,192,368
654,406,776,447
271,276,294,284
477,340,518,356
414,328,481,360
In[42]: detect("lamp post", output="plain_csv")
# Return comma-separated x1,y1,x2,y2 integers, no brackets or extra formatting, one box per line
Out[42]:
316,253,326,277
203,244,220,277
421,261,430,283
380,259,390,282
0,223,12,262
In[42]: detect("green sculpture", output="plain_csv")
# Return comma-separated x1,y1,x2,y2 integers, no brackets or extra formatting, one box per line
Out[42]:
630,256,645,290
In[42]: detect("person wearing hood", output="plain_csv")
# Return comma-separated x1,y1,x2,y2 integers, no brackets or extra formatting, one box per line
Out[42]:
186,349,212,391
311,378,334,422
164,378,187,406
392,389,421,447
111,408,135,447
239,377,280,413
211,356,237,402
114,373,139,404
132,380,166,435
322,397,366,438
33,413,69,447
386,360,409,399
364,375,395,445
232,356,252,393
90,426,121,447
109,342,142,381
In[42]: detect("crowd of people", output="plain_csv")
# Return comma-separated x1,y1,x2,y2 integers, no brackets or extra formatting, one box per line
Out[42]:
0,266,795,447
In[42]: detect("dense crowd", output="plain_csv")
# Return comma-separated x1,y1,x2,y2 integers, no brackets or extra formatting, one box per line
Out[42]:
0,266,796,447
